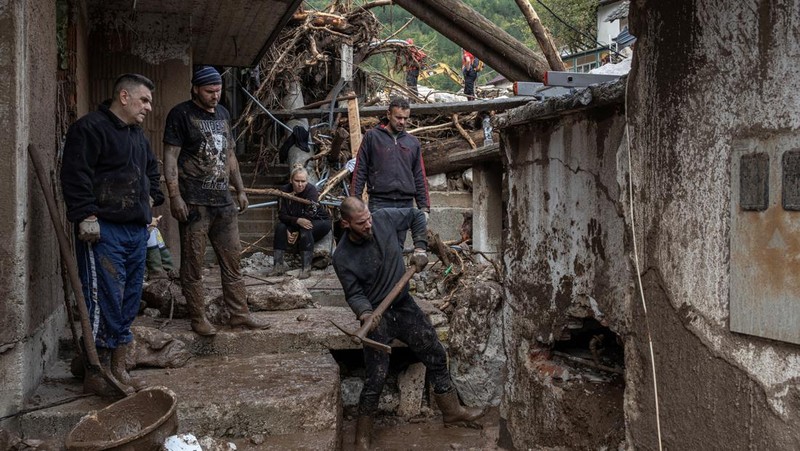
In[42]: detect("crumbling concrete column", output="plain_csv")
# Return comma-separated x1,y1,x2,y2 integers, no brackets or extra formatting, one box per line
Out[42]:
0,0,62,419
471,162,502,263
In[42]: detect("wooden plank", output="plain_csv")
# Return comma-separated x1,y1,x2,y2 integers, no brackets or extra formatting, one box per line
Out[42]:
347,94,363,157
447,143,501,165
270,96,538,120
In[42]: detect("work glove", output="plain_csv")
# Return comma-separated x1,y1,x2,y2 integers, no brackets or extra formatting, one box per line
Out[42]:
359,311,381,332
423,210,430,223
78,217,101,243
411,249,428,273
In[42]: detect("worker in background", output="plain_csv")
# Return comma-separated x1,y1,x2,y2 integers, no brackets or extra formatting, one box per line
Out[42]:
270,166,331,279
350,97,430,248
462,49,481,100
61,73,163,396
163,66,269,336
404,38,426,96
333,197,485,450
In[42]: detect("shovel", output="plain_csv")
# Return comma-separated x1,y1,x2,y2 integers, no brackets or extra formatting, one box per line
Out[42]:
331,264,422,354
28,144,130,397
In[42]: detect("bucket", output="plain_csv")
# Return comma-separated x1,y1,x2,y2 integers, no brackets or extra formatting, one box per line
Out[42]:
65,386,178,451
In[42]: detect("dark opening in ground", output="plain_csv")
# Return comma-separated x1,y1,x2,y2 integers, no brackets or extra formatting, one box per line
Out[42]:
553,318,625,375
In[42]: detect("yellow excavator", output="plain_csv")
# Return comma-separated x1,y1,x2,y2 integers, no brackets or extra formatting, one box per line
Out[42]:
419,62,463,87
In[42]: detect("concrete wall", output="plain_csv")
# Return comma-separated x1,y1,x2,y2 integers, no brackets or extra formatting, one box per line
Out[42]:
0,0,63,419
622,0,800,448
499,106,630,449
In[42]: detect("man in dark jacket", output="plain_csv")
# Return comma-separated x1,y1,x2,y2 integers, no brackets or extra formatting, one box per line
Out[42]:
332,197,484,450
163,66,268,336
350,97,430,248
61,73,164,397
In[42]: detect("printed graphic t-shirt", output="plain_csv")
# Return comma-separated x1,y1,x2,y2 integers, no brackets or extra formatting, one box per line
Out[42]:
163,100,234,206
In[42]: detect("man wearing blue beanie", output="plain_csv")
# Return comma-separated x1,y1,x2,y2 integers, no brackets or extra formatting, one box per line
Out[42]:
163,65,268,335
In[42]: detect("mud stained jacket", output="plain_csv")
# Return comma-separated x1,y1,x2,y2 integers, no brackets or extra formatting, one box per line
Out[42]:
350,123,430,211
61,104,164,225
332,208,427,318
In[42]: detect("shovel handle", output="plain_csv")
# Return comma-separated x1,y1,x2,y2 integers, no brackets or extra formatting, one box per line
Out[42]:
353,266,419,339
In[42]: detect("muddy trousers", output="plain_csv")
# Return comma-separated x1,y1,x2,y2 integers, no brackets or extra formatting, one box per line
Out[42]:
463,69,477,100
179,204,250,321
359,294,452,416
273,220,332,252
74,220,147,349
406,69,419,95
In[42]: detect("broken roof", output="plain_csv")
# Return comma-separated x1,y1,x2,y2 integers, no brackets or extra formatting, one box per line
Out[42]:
605,1,630,22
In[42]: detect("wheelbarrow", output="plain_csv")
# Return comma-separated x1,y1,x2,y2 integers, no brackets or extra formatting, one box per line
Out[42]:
65,386,178,451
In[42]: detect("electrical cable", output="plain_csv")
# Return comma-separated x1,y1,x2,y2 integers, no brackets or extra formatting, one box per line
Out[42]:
535,0,625,59
624,74,663,450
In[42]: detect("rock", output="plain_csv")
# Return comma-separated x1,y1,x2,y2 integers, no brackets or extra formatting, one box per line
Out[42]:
427,173,448,190
462,168,473,188
447,266,506,406
241,252,272,275
297,313,309,321
250,434,265,445
341,377,363,407
246,278,313,311
142,279,188,319
397,363,426,418
198,436,237,451
143,307,161,318
127,326,191,369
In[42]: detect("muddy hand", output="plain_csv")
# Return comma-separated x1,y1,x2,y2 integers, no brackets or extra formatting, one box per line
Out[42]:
170,195,189,222
410,249,428,273
359,311,382,332
78,217,101,243
237,191,249,214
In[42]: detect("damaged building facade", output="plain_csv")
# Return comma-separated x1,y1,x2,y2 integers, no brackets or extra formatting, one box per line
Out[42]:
496,0,800,449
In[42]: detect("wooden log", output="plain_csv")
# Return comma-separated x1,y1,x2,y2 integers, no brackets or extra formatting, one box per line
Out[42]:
241,187,313,205
515,0,565,71
270,96,537,120
329,126,350,162
422,130,486,175
452,114,476,149
394,0,548,82
447,143,501,166
319,167,351,199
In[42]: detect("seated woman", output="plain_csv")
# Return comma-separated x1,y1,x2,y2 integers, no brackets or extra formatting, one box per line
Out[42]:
271,167,331,279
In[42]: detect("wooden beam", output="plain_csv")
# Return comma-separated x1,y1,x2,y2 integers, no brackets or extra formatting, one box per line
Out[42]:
394,0,548,82
515,0,565,71
447,143,501,166
347,94,363,157
270,96,538,120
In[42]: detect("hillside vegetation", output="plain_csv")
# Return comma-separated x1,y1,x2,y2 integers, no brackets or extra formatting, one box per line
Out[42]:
306,0,598,90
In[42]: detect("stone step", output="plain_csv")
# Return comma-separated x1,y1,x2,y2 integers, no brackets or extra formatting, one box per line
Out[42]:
133,307,365,357
19,352,341,442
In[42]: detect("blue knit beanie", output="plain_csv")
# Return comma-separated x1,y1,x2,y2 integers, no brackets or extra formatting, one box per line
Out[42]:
192,66,222,86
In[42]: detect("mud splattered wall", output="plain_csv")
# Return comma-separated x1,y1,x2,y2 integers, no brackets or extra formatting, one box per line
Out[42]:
498,103,630,449
0,0,62,419
625,0,800,448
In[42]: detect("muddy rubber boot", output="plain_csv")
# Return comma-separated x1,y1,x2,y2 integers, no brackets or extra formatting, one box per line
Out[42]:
354,416,373,451
434,389,485,428
146,247,167,280
111,344,147,391
297,251,313,280
269,249,288,276
83,348,133,397
184,281,218,336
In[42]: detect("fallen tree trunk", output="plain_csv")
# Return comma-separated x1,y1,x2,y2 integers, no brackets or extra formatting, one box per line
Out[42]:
515,0,565,71
394,0,548,81
422,129,486,175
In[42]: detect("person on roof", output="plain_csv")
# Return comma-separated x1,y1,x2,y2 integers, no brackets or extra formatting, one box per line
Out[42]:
462,49,481,100
404,38,426,96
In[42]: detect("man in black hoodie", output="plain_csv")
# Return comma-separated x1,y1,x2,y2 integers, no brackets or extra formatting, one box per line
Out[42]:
61,73,164,396
333,197,484,450
350,97,430,248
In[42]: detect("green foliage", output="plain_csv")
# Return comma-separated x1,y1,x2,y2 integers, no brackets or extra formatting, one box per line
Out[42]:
305,0,599,90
